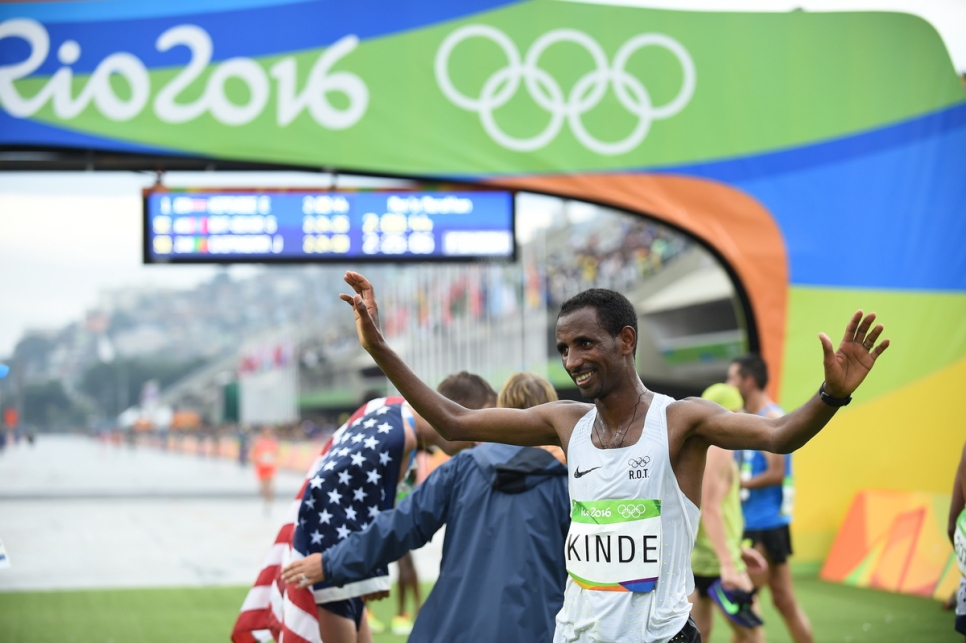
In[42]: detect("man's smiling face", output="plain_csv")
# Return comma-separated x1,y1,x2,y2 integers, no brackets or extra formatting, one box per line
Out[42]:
555,306,625,400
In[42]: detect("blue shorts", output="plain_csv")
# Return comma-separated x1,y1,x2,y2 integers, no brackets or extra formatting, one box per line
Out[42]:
320,597,365,631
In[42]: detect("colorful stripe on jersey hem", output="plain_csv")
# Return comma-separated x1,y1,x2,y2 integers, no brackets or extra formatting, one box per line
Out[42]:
568,571,658,593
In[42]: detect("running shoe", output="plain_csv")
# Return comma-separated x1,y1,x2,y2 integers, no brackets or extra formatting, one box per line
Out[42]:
708,579,764,629
366,608,386,634
391,613,414,635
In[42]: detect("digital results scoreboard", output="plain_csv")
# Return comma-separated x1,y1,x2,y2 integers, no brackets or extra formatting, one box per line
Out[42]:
143,189,515,264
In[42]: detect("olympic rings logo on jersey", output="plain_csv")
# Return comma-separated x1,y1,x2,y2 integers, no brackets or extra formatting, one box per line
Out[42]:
628,456,651,469
434,24,696,155
617,503,652,519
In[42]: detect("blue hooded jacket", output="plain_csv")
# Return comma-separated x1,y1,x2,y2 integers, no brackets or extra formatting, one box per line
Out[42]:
323,442,571,642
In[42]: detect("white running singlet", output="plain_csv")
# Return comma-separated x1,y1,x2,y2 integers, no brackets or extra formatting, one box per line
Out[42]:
554,394,699,643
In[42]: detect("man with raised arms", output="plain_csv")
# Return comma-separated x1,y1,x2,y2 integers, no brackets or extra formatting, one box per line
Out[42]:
336,271,890,643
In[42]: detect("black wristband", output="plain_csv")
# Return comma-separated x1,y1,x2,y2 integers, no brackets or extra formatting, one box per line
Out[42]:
819,382,851,407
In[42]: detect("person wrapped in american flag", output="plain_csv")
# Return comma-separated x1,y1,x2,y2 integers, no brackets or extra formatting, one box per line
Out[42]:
233,373,495,643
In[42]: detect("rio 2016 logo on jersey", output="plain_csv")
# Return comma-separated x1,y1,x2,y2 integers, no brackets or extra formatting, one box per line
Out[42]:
434,24,696,155
0,19,368,129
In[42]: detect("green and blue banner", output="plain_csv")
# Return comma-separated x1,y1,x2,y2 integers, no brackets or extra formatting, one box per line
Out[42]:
2,0,964,562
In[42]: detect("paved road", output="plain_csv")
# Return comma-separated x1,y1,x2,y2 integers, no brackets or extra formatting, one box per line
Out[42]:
0,435,442,591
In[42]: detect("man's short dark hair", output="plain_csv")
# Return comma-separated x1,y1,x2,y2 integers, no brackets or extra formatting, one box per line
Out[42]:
731,354,768,390
437,371,497,410
557,288,639,356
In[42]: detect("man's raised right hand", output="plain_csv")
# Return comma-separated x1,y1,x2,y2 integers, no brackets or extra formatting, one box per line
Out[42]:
340,270,384,353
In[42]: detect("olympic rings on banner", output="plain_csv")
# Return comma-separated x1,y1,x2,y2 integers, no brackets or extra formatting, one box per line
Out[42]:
617,503,651,519
434,24,695,155
628,456,650,468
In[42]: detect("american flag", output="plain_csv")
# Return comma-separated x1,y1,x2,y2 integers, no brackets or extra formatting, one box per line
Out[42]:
232,397,408,643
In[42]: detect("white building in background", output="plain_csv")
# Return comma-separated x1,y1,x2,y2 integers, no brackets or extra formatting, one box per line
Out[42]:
238,328,299,426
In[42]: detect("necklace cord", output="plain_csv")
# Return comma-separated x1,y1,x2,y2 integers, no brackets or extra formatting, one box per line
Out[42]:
593,391,646,449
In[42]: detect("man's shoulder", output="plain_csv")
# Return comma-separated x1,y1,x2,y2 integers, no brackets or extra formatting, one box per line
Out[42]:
668,395,722,414
665,396,729,435
544,400,594,428
548,399,594,412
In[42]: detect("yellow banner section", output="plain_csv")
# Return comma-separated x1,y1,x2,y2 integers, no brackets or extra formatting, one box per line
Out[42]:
792,356,966,562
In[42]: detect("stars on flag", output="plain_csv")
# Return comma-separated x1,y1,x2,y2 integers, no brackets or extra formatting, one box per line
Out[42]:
296,399,408,571
237,398,411,643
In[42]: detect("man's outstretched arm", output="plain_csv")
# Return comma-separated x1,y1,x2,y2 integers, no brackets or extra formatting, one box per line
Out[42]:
340,271,568,447
686,310,890,453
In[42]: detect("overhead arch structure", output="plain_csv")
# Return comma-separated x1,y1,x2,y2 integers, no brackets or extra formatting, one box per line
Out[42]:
2,0,964,563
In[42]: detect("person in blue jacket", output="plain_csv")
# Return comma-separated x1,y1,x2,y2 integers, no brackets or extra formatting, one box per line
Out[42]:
282,372,571,643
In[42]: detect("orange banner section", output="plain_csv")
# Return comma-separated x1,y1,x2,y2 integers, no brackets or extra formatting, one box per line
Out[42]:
492,173,788,397
820,489,959,601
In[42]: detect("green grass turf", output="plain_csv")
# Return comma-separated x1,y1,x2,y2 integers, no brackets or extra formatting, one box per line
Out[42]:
706,575,956,643
0,585,250,643
0,576,956,642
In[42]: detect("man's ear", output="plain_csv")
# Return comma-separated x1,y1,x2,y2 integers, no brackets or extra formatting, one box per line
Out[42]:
619,326,637,357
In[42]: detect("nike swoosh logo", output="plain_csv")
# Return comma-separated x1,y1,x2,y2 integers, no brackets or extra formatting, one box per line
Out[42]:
574,466,601,479
713,584,741,615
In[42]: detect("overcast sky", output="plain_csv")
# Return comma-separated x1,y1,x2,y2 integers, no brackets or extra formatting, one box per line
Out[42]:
0,0,962,359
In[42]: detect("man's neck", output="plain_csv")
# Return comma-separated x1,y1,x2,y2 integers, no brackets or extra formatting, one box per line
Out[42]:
595,379,649,428
743,389,774,415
